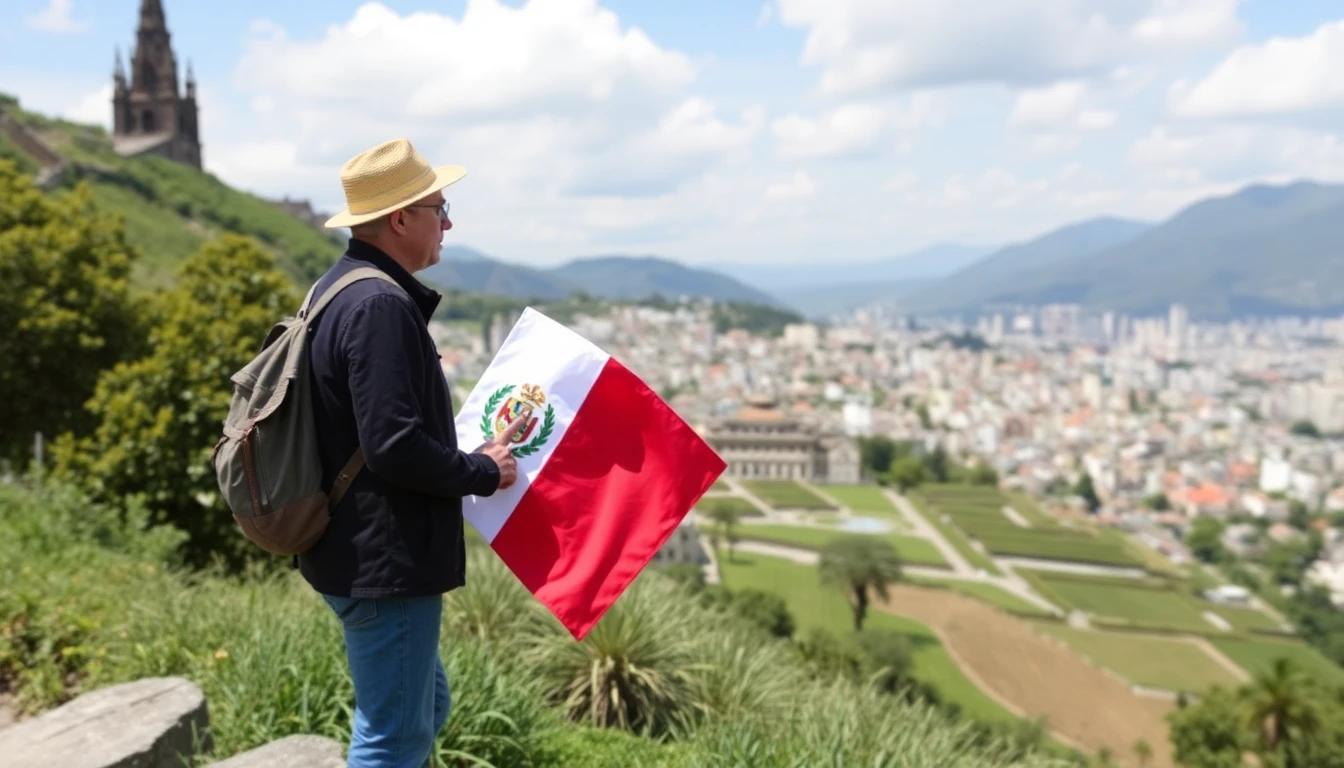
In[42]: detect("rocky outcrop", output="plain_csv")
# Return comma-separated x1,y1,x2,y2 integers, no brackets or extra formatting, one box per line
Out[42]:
0,677,346,768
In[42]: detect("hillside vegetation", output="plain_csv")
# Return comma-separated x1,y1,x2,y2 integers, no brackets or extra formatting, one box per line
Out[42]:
0,93,343,287
0,479,1068,767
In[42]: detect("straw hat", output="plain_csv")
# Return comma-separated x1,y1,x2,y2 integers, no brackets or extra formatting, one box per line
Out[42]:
324,138,466,228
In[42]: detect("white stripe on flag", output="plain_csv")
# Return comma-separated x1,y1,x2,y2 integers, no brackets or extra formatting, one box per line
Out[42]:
454,308,610,543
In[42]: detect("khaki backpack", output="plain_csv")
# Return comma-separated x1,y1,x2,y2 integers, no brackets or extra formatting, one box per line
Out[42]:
213,268,402,556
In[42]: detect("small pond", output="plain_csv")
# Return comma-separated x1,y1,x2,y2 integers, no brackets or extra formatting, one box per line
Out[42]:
837,516,892,534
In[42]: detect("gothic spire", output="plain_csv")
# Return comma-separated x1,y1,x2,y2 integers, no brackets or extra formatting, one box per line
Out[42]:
139,0,167,31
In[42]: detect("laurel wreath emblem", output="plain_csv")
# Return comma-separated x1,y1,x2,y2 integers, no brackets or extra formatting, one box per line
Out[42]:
480,384,556,458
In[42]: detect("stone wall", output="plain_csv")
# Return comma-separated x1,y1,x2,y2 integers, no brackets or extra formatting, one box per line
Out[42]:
0,106,66,189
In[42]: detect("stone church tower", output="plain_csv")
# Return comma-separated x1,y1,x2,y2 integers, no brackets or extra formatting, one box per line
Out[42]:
111,0,201,169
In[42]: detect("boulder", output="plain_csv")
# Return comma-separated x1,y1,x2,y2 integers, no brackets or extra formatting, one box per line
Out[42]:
0,677,210,768
207,735,345,767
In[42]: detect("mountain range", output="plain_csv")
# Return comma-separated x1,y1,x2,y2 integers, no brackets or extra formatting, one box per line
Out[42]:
422,248,782,307
903,181,1344,319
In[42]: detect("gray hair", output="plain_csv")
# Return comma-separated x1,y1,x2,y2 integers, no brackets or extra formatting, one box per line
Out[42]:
350,214,389,239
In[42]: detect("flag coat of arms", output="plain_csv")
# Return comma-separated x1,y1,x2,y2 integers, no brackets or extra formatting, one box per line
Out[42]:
453,307,726,639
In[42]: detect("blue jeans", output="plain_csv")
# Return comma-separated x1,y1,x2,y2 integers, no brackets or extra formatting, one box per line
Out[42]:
322,594,450,768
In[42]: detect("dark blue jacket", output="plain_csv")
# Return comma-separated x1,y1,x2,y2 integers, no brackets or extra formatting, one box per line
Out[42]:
299,239,501,597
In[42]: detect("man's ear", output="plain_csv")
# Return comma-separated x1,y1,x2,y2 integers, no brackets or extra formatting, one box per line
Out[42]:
388,210,406,234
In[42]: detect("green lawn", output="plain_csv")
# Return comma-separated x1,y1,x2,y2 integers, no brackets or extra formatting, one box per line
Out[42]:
1209,637,1344,686
1207,604,1284,633
710,478,731,492
1033,623,1241,693
910,578,1054,617
1028,573,1217,632
1001,491,1056,526
696,496,761,517
906,493,1002,576
717,553,1019,725
736,524,948,567
938,506,1141,568
816,484,898,514
741,480,835,510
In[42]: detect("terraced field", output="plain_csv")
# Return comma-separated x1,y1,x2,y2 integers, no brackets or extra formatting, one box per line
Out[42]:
919,486,1144,568
740,480,835,510
1033,623,1243,693
1210,637,1344,686
816,484,898,514
736,523,948,567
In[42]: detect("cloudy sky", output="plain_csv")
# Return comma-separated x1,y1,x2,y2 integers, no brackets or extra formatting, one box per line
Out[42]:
2,0,1343,267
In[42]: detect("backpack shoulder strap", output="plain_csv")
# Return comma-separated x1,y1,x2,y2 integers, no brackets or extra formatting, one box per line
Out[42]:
300,268,403,321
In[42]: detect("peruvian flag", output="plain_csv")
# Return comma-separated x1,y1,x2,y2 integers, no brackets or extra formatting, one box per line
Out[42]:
453,308,725,639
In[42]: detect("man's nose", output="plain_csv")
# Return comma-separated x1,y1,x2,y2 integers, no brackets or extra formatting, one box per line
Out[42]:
441,216,452,231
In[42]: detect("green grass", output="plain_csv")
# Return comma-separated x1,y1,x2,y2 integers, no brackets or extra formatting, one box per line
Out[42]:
1033,623,1241,693
1027,572,1218,632
735,524,948,567
1209,637,1344,686
816,484,897,514
910,577,1054,617
7,104,343,288
937,506,1141,568
1001,492,1056,526
1208,604,1284,633
710,479,731,492
696,496,762,517
717,552,1019,726
740,480,835,510
906,492,1003,576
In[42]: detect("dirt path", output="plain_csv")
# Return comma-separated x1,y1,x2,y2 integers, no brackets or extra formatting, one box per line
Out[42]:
879,584,1175,768
1188,636,1252,683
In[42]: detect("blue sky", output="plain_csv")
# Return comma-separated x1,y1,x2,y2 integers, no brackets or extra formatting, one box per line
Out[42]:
2,0,1344,267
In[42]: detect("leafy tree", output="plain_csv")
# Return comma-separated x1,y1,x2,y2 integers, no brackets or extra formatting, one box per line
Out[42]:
705,499,743,561
0,161,145,465
818,536,903,631
1290,420,1321,438
850,628,913,694
1132,738,1153,768
1239,658,1323,765
858,436,897,477
1144,493,1171,511
1288,499,1312,531
967,463,999,486
888,456,928,493
794,627,863,683
915,403,932,430
1167,685,1248,768
52,234,299,566
1187,517,1228,564
726,589,795,639
1074,471,1100,512
922,446,949,483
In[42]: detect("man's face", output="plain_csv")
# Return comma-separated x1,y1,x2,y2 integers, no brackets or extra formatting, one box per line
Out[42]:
397,191,451,272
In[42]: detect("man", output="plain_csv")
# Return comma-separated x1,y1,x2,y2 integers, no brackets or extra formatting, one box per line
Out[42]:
303,137,524,768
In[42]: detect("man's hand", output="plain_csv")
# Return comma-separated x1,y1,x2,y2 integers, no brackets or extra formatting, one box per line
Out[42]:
477,416,527,490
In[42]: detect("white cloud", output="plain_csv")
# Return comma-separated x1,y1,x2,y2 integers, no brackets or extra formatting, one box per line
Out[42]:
1009,81,1087,127
772,104,887,159
1076,109,1118,131
1168,19,1344,119
1130,124,1344,183
25,0,88,34
773,0,1241,94
65,85,112,129
765,170,818,200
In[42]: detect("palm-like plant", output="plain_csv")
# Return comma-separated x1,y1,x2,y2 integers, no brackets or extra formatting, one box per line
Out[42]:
704,500,742,560
818,535,903,631
688,628,801,722
1132,737,1153,768
524,575,704,735
1238,656,1323,766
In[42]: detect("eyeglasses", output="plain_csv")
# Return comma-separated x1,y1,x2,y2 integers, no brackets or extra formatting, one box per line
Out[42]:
405,201,449,221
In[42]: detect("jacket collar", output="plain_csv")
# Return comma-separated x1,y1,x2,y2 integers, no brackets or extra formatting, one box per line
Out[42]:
343,238,441,321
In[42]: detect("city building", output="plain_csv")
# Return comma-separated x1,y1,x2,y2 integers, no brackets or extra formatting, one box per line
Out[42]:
704,396,860,484
112,0,202,169
651,518,708,566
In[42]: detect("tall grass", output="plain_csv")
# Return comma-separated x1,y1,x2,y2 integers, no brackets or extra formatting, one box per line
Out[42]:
3,480,1075,767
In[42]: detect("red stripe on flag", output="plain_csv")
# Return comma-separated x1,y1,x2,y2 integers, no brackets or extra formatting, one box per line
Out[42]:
488,357,725,639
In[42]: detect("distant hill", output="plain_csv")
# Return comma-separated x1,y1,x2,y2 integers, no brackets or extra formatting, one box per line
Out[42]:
779,279,932,320
905,218,1151,315
0,93,343,288
908,182,1344,318
425,251,784,306
719,242,995,294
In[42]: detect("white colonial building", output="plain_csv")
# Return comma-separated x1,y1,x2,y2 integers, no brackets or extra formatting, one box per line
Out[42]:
704,396,861,484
